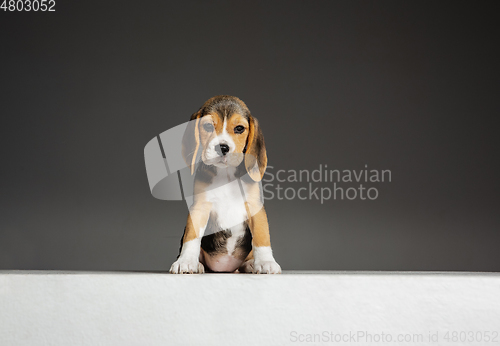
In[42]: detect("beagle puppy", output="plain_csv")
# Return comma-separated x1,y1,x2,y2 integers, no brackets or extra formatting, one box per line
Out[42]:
169,95,281,274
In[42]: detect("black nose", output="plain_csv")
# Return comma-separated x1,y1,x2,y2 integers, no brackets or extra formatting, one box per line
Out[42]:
215,144,230,156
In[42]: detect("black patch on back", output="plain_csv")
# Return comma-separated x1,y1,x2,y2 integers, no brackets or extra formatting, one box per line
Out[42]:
232,224,253,258
178,220,253,262
201,230,232,256
199,213,229,256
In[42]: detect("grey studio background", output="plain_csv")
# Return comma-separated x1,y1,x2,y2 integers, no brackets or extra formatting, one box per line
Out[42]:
1,1,499,271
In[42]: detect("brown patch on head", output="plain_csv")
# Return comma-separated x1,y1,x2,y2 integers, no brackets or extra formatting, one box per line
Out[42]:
200,95,251,120
226,113,249,154
198,114,221,149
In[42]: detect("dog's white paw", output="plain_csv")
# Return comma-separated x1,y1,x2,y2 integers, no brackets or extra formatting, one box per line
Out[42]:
252,260,281,274
169,258,205,274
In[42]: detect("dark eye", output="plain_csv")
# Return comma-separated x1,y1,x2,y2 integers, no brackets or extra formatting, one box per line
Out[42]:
234,125,245,134
203,123,214,132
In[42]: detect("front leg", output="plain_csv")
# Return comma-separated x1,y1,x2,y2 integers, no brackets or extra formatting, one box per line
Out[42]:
170,202,211,274
243,206,281,274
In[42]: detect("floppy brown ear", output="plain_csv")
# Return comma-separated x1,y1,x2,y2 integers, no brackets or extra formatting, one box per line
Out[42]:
181,111,202,175
244,115,267,181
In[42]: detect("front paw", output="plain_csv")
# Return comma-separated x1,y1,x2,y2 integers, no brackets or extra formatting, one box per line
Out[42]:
169,258,205,274
253,260,281,274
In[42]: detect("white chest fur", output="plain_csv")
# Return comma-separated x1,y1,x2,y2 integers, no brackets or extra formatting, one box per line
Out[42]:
204,168,249,255
205,168,248,230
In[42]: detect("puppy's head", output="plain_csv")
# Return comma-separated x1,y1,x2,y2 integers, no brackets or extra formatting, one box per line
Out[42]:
182,95,267,181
